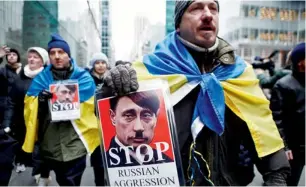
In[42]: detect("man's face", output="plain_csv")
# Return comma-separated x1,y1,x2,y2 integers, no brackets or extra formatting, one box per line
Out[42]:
110,97,158,148
49,48,70,69
298,59,305,73
7,52,18,64
177,0,219,48
55,85,75,103
27,51,43,71
94,60,107,75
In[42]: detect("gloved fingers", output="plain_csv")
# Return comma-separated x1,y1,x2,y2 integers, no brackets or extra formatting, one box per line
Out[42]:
104,71,116,96
118,65,131,94
126,65,139,92
110,66,123,94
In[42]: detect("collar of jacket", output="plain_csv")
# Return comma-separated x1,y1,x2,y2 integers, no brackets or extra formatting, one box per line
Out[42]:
178,35,236,66
51,64,73,80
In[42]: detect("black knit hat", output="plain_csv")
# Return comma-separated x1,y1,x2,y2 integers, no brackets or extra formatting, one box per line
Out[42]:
174,0,219,29
6,48,21,63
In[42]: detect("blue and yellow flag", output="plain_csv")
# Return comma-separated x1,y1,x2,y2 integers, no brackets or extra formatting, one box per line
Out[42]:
23,59,100,154
133,31,283,158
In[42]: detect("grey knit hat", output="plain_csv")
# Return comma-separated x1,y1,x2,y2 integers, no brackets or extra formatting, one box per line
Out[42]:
174,0,219,29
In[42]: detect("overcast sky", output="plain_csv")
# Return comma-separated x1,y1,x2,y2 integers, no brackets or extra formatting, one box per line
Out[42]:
111,0,240,61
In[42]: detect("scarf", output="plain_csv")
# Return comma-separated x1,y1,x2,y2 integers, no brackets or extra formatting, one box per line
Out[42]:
142,33,245,136
23,65,44,78
133,31,283,158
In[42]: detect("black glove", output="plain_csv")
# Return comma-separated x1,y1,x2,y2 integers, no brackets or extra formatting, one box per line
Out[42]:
38,90,53,103
103,64,139,96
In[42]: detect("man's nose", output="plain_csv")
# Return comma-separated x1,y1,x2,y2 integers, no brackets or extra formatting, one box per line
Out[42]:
133,117,144,132
200,6,213,22
55,52,60,59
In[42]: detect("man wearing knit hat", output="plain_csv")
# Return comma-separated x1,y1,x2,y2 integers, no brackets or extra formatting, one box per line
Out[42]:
100,0,290,186
22,33,100,186
270,42,305,186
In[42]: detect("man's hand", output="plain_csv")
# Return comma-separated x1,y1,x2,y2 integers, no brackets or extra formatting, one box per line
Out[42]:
104,64,139,96
38,90,53,103
0,45,10,58
285,150,293,160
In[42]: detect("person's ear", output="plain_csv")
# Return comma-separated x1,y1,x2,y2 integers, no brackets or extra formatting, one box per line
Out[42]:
110,109,116,126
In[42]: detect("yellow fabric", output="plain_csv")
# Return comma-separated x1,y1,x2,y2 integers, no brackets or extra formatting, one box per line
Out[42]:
133,61,188,93
22,96,100,154
221,63,284,157
132,61,284,158
22,96,39,153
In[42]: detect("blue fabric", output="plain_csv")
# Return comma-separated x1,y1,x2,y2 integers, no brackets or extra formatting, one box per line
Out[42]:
48,33,71,57
143,31,246,135
27,59,95,102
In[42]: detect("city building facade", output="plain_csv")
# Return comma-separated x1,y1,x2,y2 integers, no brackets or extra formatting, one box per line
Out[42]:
101,0,113,66
165,1,175,36
222,0,305,68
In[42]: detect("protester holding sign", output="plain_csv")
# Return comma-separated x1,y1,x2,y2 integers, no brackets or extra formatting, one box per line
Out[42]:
22,33,100,186
100,0,290,186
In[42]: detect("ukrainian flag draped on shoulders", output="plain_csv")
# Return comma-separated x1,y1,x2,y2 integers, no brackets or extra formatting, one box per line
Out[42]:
133,31,283,158
23,59,100,154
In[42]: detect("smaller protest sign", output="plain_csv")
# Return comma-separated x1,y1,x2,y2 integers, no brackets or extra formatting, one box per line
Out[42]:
49,80,80,121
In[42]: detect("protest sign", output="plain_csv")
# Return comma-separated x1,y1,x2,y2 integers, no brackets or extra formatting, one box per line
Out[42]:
97,88,183,186
49,80,80,121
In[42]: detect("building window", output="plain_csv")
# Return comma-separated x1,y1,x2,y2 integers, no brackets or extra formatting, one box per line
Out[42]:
287,32,296,43
301,9,306,20
288,9,298,21
242,28,248,39
260,7,277,20
243,47,252,58
279,9,297,21
234,30,239,40
250,29,258,40
299,30,305,42
248,6,257,17
279,31,288,42
241,5,248,17
259,30,269,41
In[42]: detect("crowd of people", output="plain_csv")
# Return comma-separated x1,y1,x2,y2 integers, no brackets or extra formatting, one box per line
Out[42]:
0,0,305,186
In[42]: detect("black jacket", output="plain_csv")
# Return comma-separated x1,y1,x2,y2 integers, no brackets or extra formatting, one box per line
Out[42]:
98,38,290,186
270,74,305,153
174,86,290,186
89,69,104,88
0,65,20,117
2,69,33,142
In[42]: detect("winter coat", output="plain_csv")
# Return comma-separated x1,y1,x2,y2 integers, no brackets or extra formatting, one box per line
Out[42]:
2,69,33,143
257,69,291,89
98,38,290,186
0,64,20,122
90,70,104,87
270,73,305,153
